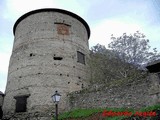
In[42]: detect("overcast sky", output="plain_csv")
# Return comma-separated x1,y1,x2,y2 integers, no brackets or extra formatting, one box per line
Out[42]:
0,0,160,92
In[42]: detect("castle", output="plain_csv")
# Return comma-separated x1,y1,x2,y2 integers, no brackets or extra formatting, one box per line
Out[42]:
0,8,160,120
1,8,90,120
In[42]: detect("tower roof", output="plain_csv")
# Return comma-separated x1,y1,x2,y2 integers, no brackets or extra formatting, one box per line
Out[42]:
13,8,90,39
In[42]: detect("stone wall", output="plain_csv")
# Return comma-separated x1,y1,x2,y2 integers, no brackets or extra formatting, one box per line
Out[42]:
146,60,160,105
148,73,160,105
68,77,152,110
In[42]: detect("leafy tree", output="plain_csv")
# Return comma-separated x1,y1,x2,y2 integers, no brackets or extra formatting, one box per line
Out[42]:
108,31,160,67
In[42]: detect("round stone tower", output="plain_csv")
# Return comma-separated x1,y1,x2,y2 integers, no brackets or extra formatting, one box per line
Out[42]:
3,8,90,119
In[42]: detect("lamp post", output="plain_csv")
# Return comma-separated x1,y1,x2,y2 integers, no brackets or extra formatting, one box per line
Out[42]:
52,91,61,120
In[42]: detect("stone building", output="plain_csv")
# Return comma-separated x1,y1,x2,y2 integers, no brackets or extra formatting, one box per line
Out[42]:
2,8,90,120
146,60,160,105
0,91,4,119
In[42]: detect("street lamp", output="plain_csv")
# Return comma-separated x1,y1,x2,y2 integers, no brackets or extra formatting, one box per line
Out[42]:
52,91,61,120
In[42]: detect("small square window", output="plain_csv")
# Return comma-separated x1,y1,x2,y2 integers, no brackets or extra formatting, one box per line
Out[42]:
77,51,85,64
14,95,29,112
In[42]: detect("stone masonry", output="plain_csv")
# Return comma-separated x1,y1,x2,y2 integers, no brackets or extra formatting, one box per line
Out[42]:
146,60,160,105
68,60,160,111
2,8,90,120
68,77,151,110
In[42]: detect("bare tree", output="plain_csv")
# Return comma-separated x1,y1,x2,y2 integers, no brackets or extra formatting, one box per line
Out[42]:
89,44,145,85
108,31,160,67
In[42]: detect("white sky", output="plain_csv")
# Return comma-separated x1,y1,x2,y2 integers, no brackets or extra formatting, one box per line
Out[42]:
0,0,160,92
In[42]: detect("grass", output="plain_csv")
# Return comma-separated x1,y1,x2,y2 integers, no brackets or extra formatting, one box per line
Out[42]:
53,104,160,120
56,108,104,119
139,104,160,112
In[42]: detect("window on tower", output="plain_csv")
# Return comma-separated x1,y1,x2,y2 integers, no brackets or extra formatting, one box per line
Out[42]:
14,95,29,112
77,51,85,64
53,57,63,60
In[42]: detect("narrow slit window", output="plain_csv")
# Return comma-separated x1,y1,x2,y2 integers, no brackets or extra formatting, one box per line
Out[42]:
30,53,33,57
77,51,85,64
53,57,63,60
